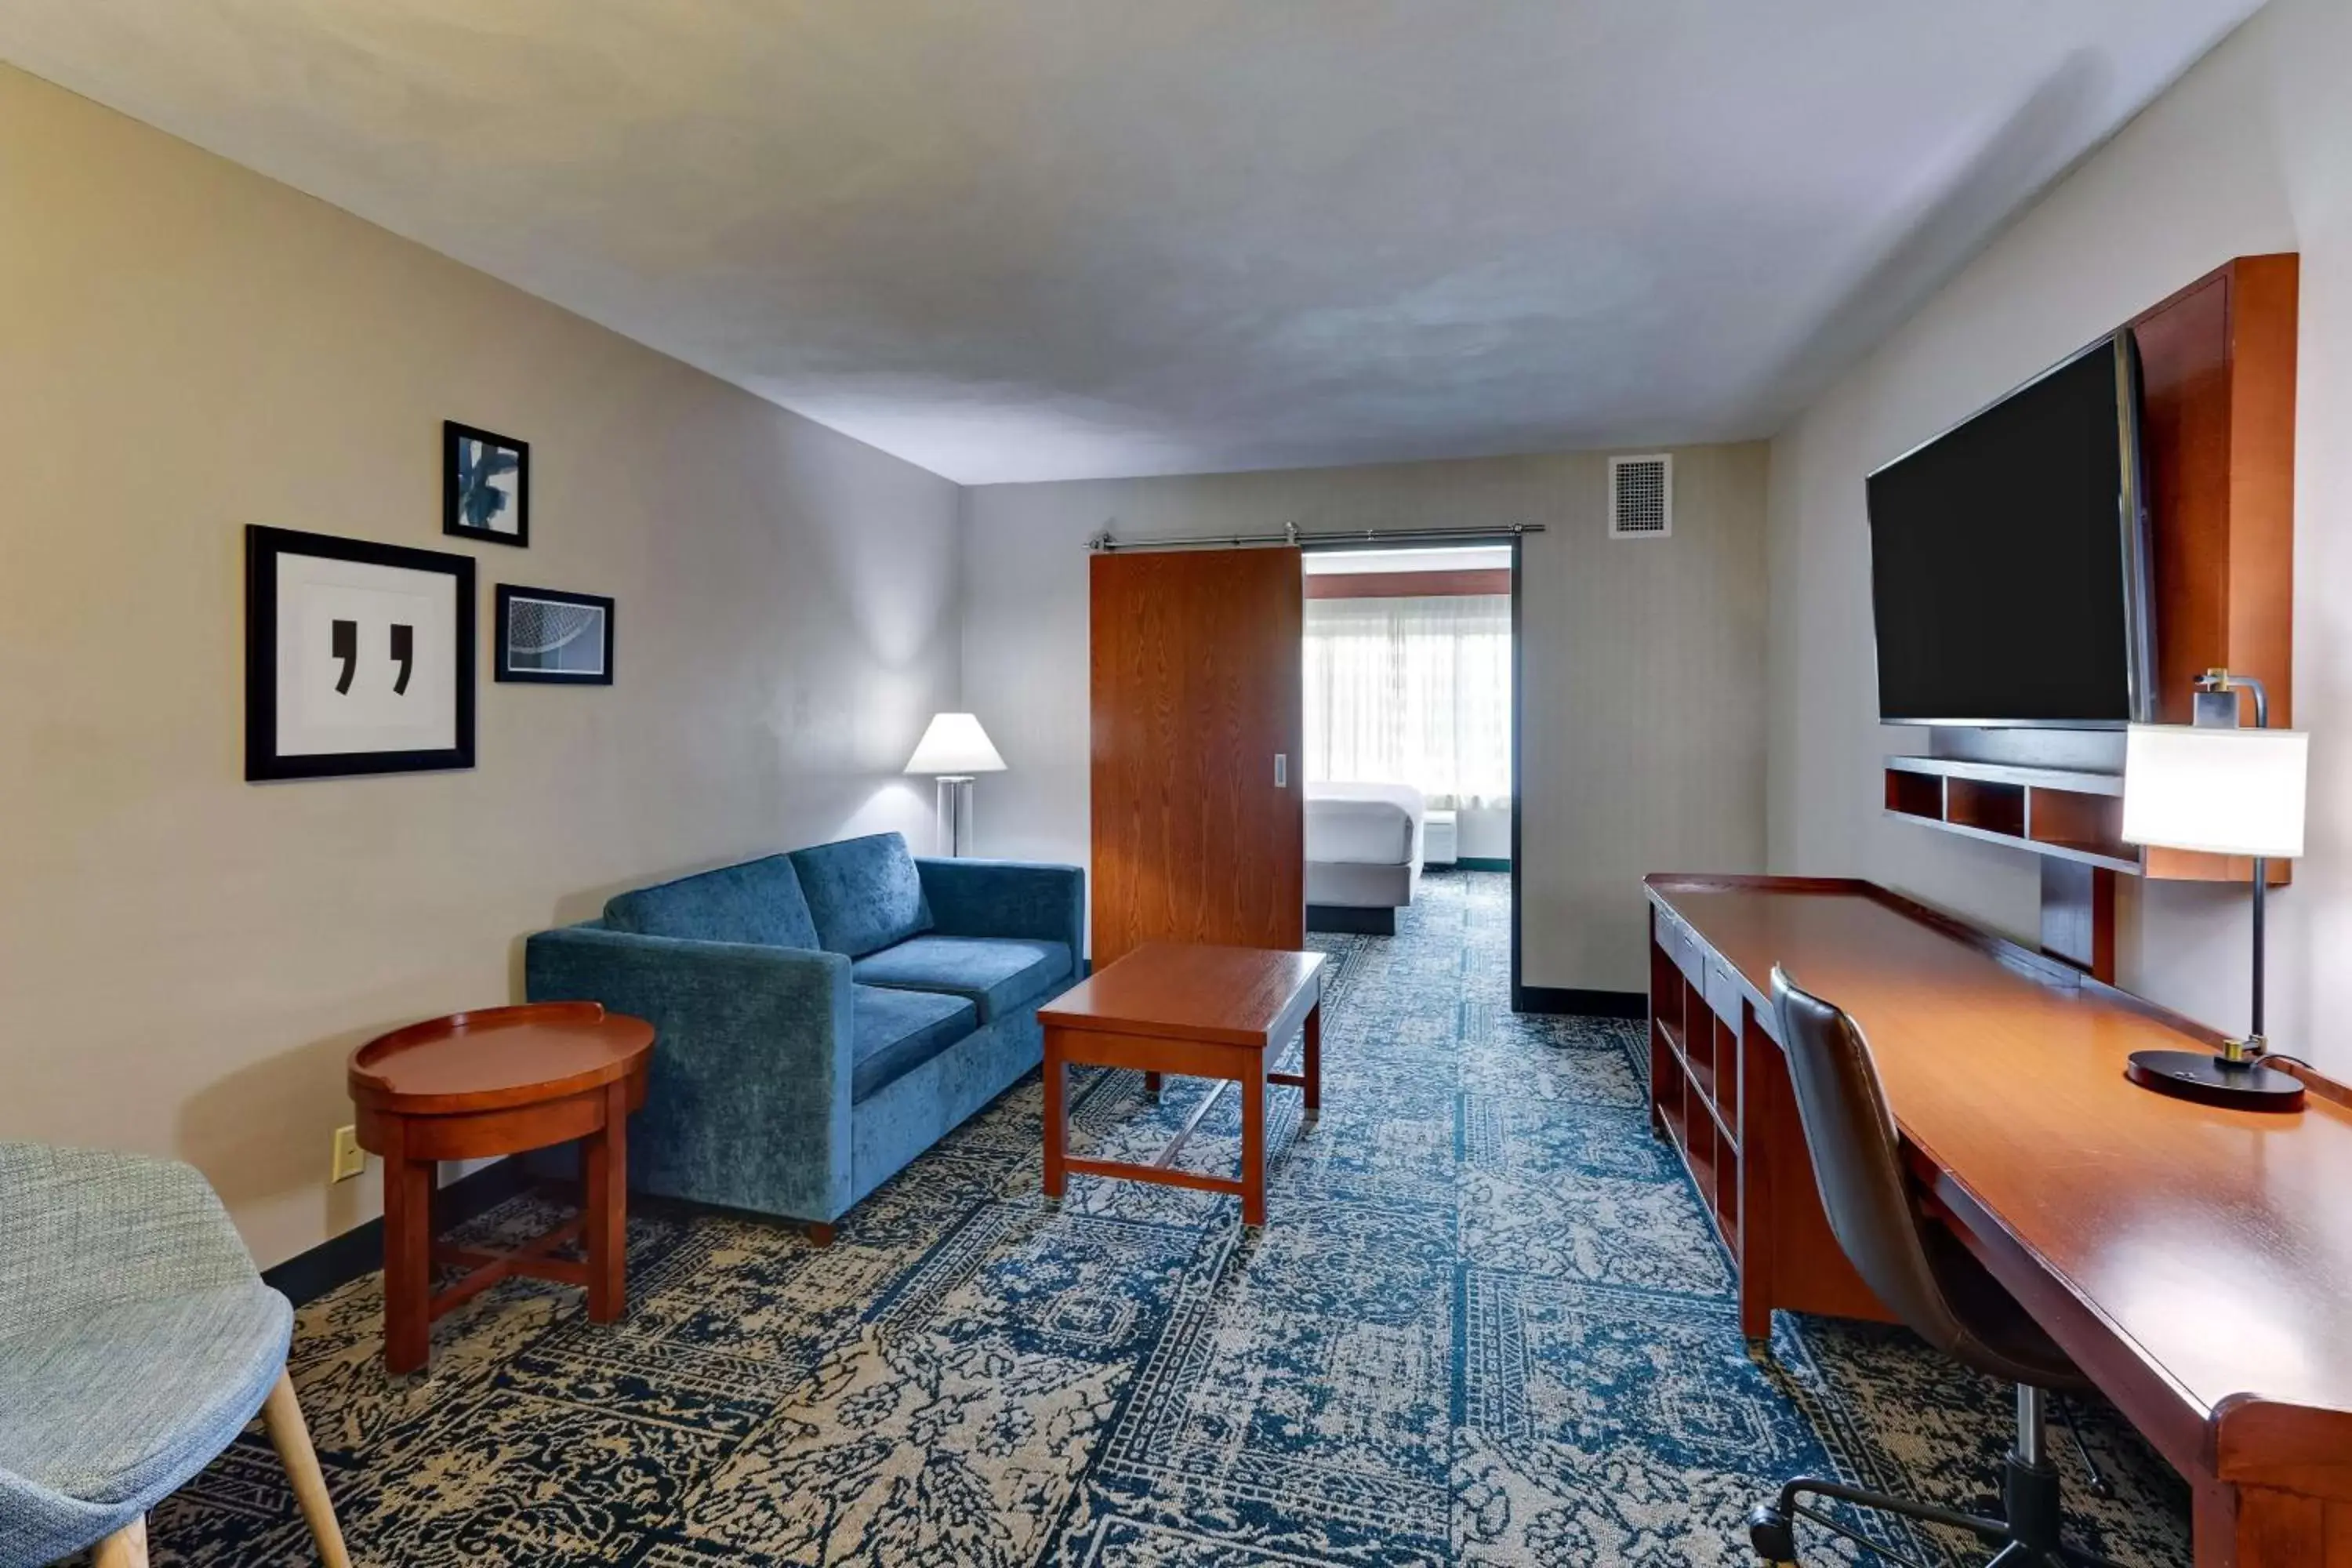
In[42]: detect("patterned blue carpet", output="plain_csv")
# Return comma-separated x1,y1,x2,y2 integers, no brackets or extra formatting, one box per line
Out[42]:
147,871,2190,1566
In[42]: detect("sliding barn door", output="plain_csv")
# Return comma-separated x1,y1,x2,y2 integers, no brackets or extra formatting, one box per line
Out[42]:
1091,547,1304,967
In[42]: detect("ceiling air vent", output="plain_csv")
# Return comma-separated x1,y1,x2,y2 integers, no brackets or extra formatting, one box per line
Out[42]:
1609,454,1672,539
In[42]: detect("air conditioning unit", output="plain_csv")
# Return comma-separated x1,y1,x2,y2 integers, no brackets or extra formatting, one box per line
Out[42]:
1422,809,1458,866
1609,454,1673,539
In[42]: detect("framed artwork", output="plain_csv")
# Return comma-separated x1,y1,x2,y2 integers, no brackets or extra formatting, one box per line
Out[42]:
245,526,477,781
496,585,614,684
443,420,529,546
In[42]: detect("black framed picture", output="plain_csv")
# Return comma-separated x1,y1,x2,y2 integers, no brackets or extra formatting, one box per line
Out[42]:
496,585,614,684
443,420,529,546
246,526,477,781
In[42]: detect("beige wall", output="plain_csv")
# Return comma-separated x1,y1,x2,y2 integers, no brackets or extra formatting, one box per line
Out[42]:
1765,0,2352,1070
0,66,963,1267
961,443,1770,993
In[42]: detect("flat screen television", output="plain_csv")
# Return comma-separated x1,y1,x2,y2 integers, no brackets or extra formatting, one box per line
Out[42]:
1867,329,2154,727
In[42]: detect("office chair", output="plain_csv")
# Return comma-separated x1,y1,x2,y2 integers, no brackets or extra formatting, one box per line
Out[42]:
1747,967,2122,1568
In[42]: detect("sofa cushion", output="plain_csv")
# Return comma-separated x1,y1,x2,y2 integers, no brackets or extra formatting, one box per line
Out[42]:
603,855,820,950
851,936,1073,1024
790,833,934,957
850,983,976,1104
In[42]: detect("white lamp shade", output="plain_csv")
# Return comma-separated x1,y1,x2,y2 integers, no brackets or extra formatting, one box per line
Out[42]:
2122,724,2307,858
905,713,1006,775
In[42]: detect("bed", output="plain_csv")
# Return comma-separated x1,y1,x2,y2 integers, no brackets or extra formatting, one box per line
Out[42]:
1305,781,1425,935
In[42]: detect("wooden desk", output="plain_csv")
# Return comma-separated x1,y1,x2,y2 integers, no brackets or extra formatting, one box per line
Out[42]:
1645,875,2352,1568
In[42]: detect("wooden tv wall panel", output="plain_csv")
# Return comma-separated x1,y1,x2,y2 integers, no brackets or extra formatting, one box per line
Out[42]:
1882,254,2296,886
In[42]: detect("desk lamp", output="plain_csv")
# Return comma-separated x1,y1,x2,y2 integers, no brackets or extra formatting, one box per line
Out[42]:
906,713,1006,857
2119,670,2307,1112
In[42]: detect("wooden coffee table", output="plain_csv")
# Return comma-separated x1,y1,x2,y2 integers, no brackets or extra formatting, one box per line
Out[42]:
349,1002,652,1375
1036,943,1323,1226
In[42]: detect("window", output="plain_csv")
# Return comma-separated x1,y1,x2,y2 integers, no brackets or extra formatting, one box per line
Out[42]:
1302,593,1511,807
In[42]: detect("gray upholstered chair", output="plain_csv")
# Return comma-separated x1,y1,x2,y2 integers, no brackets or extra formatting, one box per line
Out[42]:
1748,971,2120,1568
0,1142,349,1568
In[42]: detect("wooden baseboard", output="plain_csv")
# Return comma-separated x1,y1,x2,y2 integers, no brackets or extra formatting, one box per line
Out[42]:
1515,985,1646,1019
261,1159,533,1307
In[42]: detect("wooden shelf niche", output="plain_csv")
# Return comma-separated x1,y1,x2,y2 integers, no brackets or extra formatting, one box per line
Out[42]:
1883,755,2286,887
1886,757,2131,873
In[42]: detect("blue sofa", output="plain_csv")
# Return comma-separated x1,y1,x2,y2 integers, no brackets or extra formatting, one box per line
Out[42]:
525,832,1083,1229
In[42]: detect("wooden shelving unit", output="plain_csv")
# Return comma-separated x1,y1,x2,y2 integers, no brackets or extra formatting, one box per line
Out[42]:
1648,909,1740,1256
1882,753,2288,885
1646,889,1892,1340
1883,756,2137,873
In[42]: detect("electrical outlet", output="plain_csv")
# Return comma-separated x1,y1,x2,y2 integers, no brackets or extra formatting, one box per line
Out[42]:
330,1125,365,1183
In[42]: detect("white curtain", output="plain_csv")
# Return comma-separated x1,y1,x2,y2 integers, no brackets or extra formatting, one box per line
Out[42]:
1303,594,1512,808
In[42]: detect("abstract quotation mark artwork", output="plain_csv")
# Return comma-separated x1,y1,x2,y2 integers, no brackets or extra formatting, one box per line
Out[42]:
328,621,418,696
247,527,476,781
443,421,530,547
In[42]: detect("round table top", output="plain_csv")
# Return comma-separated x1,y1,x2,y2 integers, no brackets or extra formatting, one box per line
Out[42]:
349,1002,653,1116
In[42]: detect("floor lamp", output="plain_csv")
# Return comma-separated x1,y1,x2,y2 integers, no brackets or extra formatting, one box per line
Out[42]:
906,713,1006,857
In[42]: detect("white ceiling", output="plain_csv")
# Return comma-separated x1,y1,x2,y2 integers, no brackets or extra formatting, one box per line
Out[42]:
0,2,2262,485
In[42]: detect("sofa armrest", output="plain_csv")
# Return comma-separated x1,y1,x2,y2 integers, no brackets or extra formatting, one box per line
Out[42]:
524,926,855,1220
916,858,1085,954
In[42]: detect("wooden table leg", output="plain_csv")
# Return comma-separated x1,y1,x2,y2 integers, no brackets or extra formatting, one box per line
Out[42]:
1143,1070,1163,1099
583,1077,628,1323
1240,1053,1267,1227
1043,1029,1067,1201
1302,1003,1321,1118
381,1134,433,1376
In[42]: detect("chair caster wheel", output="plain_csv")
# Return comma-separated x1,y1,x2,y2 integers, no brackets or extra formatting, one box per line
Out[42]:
1747,1502,1798,1565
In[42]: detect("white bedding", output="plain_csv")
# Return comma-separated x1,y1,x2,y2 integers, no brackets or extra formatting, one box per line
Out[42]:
1305,782,1425,866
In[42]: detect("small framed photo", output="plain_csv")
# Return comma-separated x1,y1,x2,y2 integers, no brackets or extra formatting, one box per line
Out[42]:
443,420,529,546
246,526,476,781
496,585,614,684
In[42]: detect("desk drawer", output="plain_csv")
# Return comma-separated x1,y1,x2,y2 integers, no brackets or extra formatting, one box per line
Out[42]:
1706,957,1744,1031
1672,919,1708,993
1652,907,1687,976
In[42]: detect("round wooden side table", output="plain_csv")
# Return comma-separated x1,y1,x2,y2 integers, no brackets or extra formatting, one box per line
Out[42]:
349,1001,653,1376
